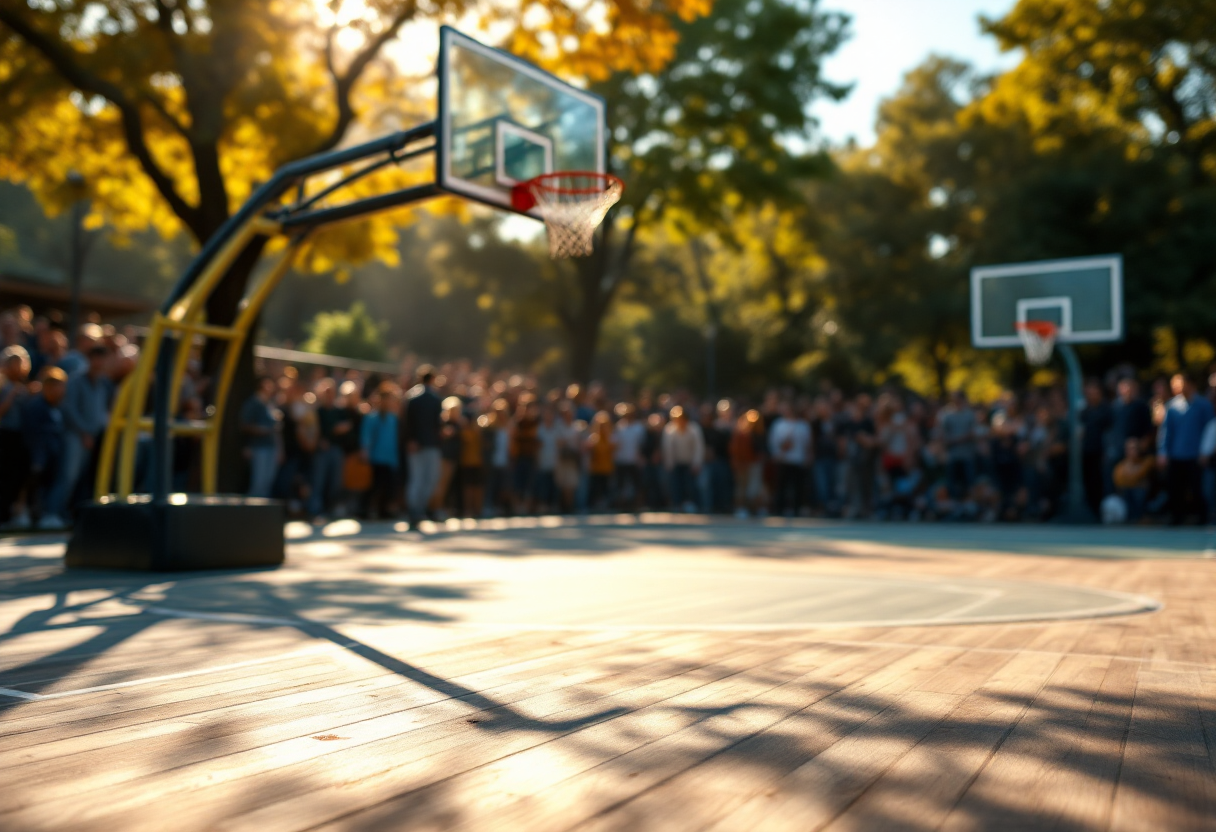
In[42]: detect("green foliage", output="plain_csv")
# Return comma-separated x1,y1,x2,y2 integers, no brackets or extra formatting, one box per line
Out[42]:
301,302,388,363
599,0,850,229
0,224,16,259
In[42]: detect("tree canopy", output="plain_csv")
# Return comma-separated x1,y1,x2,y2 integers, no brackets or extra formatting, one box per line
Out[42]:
0,0,710,255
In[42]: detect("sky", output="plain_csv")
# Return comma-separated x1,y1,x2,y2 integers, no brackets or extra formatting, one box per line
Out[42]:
811,0,1020,147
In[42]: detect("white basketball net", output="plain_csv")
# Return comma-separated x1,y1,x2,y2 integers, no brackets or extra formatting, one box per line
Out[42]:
526,174,623,259
1017,322,1057,366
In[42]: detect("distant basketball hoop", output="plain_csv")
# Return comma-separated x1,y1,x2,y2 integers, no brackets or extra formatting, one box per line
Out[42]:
512,172,623,259
1016,320,1058,366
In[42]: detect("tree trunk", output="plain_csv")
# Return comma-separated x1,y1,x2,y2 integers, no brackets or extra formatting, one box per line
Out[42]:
565,306,604,385
201,236,270,493
930,341,951,398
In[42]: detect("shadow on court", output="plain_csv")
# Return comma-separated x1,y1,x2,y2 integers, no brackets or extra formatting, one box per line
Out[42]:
0,550,626,737
0,528,1210,829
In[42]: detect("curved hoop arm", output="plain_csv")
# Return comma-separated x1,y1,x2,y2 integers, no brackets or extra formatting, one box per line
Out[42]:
94,126,440,502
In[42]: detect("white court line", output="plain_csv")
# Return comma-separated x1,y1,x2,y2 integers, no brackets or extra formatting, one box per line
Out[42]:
139,590,1162,635
818,637,1216,671
0,642,350,702
933,589,1005,620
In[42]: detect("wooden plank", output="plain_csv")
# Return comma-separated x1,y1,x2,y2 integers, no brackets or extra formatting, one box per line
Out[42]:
293,642,909,832
0,631,690,780
0,632,769,829
0,626,637,737
703,689,965,831
817,650,1063,832
1109,668,1216,832
470,642,960,832
1032,657,1140,831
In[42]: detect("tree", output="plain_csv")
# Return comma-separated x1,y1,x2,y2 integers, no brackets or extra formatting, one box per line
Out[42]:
978,0,1216,364
0,0,715,345
552,0,850,382
301,301,388,362
0,1,710,245
0,0,710,486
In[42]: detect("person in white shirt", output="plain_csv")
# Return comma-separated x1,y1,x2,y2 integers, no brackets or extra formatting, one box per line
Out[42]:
612,403,646,510
768,400,811,516
661,405,704,512
534,404,563,514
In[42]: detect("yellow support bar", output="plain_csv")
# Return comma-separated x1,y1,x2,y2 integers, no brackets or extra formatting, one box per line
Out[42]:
115,317,162,497
166,216,281,323
95,374,133,498
163,320,241,340
98,212,283,500
204,241,306,493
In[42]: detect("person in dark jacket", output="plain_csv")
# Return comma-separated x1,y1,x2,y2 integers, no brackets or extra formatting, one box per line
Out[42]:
22,368,68,528
0,346,32,527
1080,379,1113,515
402,364,443,527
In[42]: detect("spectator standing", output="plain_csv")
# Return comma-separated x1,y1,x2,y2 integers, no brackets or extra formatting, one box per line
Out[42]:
402,365,443,528
60,324,103,378
937,391,977,499
642,411,667,510
662,406,704,513
840,395,877,519
59,344,113,511
703,401,735,513
240,376,281,499
554,404,581,513
535,404,562,514
0,347,32,527
1107,378,1152,488
1113,438,1154,523
586,411,615,510
768,401,811,517
29,328,66,380
988,398,1024,520
1080,379,1113,515
730,409,766,517
810,399,838,515
485,401,513,515
308,379,350,520
22,368,68,528
459,407,485,518
432,397,465,518
1202,416,1216,524
612,403,646,511
361,383,401,520
336,380,367,516
1157,373,1215,524
511,398,541,514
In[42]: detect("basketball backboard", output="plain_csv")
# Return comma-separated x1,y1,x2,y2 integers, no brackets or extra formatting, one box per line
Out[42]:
436,27,606,220
971,255,1123,348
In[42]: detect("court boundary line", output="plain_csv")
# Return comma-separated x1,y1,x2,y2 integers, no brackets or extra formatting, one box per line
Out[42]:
139,589,1161,634
0,642,352,702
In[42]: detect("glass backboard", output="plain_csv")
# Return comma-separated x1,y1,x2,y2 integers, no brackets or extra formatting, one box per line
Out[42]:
436,27,606,219
971,255,1123,348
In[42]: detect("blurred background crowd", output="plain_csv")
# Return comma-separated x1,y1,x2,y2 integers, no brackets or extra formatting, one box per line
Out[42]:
3,304,1213,531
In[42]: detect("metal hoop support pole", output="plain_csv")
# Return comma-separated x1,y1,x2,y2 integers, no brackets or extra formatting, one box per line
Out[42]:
1057,342,1096,524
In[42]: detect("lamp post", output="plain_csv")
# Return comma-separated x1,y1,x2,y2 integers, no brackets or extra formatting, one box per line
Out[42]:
66,171,88,338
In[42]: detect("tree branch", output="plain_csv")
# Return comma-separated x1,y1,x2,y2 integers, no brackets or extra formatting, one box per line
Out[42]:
310,0,419,157
0,8,203,235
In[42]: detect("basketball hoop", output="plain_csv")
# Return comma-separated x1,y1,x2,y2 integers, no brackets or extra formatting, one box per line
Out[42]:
512,172,624,259
1016,321,1058,366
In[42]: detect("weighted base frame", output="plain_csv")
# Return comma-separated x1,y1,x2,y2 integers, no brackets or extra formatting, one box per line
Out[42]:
66,497,285,571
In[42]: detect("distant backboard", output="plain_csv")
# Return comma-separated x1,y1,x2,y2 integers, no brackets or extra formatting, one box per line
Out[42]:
436,27,606,219
971,255,1123,348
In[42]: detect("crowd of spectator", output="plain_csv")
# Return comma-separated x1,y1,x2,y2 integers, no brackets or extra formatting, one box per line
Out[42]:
0,306,140,530
238,357,1216,530
2,303,1215,531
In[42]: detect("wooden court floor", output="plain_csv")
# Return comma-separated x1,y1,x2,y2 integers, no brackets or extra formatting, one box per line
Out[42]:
0,519,1213,831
